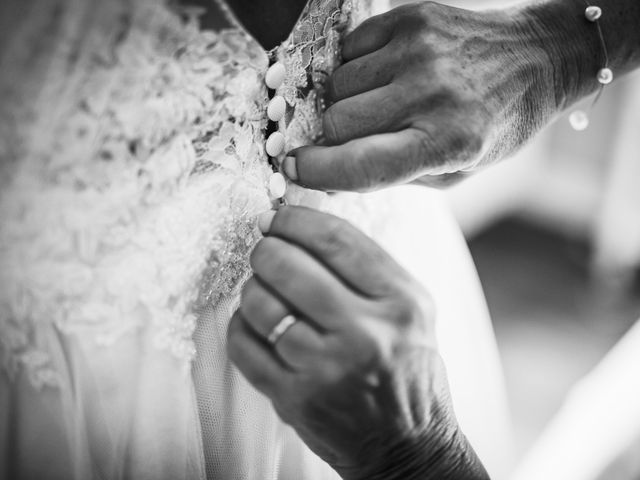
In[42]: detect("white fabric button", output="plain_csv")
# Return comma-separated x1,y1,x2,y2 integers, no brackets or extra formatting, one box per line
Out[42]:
265,132,285,157
265,62,286,90
268,172,287,198
267,96,286,122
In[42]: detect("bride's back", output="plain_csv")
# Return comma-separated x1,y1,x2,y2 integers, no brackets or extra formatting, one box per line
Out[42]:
0,1,512,479
0,1,368,478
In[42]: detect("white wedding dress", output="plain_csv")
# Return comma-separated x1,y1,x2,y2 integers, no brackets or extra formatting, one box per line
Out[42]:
0,0,511,478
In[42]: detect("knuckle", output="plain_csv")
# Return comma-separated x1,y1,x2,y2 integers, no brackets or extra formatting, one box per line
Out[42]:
388,288,434,332
335,319,387,371
413,26,435,51
328,66,348,100
393,299,419,330
358,332,387,369
322,107,343,144
394,3,426,25
396,3,449,61
397,3,433,38
315,358,350,386
417,2,443,27
318,216,352,257
422,86,461,111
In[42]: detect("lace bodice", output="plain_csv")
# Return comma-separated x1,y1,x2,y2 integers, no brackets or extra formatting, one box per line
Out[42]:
0,0,372,388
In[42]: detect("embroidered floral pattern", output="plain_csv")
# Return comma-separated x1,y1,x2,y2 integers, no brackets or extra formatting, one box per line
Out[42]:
0,0,371,388
276,0,369,150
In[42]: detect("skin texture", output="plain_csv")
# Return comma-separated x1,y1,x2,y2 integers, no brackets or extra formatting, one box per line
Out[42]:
227,207,489,480
284,0,640,192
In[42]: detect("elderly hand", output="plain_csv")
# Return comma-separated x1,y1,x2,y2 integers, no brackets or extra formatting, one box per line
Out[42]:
227,206,488,480
281,1,582,192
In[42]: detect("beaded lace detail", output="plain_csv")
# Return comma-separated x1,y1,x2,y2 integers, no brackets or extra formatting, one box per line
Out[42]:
0,0,371,388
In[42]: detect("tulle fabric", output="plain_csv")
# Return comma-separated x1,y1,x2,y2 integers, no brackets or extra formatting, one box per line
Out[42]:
0,325,205,480
193,293,341,480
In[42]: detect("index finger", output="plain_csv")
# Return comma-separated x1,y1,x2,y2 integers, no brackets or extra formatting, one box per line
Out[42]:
258,206,415,298
227,310,293,397
343,11,395,61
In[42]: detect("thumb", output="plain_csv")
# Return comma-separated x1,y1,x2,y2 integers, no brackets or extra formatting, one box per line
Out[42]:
284,129,441,193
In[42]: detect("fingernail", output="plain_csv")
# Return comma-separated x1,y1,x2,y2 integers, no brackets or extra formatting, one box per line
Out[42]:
257,210,276,234
282,155,298,181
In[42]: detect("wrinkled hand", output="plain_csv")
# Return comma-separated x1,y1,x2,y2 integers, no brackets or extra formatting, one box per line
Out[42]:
228,206,488,480
283,1,558,192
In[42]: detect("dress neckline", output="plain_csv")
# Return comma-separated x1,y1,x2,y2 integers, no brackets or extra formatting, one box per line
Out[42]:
211,0,331,56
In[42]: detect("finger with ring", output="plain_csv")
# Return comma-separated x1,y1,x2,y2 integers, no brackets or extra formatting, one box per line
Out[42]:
250,237,363,330
240,277,327,369
227,310,292,396
267,315,297,345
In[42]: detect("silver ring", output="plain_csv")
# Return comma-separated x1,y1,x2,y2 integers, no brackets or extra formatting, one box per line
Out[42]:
267,314,297,346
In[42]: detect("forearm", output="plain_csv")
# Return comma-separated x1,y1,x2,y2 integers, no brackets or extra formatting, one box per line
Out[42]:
522,0,640,110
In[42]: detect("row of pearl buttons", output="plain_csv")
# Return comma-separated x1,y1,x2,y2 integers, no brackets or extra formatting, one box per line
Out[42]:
264,62,288,199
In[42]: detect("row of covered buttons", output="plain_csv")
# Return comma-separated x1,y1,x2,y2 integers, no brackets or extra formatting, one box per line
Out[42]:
265,62,288,200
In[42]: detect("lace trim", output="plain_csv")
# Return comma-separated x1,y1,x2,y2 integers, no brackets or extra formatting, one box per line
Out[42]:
274,0,369,152
0,0,371,389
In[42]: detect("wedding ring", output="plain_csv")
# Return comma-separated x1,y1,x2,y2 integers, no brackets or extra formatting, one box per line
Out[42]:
267,314,297,346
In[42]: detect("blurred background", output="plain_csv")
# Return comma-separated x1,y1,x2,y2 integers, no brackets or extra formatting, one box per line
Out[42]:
448,65,640,463
390,0,640,478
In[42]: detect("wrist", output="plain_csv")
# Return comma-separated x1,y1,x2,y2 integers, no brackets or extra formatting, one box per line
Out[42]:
344,421,489,480
517,0,604,111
